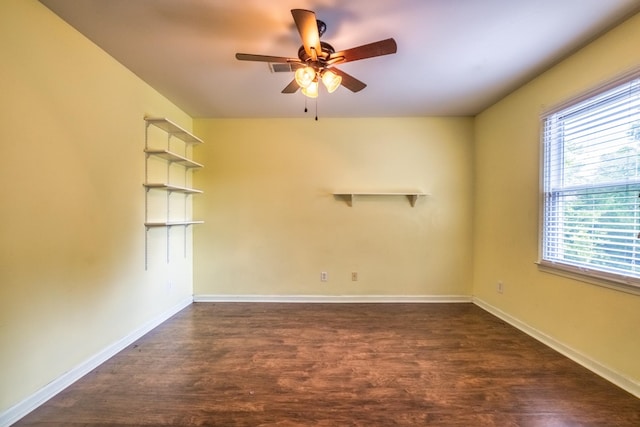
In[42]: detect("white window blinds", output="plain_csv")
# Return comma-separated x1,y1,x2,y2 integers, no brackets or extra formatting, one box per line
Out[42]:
541,73,640,286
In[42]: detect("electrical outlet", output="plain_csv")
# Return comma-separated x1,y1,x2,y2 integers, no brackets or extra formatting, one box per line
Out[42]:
320,271,328,282
352,272,358,281
497,281,504,294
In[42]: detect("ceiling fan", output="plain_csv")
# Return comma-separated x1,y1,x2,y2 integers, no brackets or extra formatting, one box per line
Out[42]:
235,9,397,98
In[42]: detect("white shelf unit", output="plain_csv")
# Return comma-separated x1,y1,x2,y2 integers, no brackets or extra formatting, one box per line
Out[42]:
333,191,427,207
144,117,204,267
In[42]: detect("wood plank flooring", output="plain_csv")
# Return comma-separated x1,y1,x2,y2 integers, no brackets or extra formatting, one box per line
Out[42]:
14,303,640,426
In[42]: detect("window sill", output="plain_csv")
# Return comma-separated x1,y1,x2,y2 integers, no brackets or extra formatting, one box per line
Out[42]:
536,261,640,296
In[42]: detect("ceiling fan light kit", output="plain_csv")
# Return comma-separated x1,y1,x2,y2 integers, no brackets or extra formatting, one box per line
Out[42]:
295,67,341,97
235,8,397,102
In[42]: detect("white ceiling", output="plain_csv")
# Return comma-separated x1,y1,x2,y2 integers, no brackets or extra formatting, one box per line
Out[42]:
39,0,640,118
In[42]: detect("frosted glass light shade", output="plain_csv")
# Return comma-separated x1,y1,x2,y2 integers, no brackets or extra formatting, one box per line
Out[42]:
301,80,319,98
321,70,342,93
295,66,316,88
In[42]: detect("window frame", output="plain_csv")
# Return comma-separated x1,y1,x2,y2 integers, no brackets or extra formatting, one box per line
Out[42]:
537,68,640,296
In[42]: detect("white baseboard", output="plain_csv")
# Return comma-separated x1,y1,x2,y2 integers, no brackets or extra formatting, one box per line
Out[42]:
0,296,193,427
473,297,640,399
193,294,473,303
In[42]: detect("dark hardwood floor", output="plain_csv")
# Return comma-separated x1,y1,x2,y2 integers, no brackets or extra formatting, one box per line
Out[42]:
14,303,640,426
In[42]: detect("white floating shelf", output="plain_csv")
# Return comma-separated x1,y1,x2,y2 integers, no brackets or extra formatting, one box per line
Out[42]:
144,220,204,228
144,149,203,169
143,183,203,194
144,117,203,145
333,191,428,207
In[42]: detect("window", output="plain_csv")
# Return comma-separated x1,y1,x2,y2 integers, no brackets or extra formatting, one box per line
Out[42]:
540,72,640,290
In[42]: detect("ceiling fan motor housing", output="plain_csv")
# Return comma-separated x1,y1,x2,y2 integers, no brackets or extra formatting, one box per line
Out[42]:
297,41,335,67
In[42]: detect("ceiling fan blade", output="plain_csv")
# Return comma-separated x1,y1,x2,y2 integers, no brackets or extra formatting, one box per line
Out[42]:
282,79,300,94
291,9,322,59
330,67,367,93
329,38,397,64
236,53,300,64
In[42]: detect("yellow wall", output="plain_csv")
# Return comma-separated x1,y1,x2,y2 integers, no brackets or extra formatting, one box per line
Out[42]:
473,12,640,388
3,0,639,418
0,0,194,413
193,118,474,298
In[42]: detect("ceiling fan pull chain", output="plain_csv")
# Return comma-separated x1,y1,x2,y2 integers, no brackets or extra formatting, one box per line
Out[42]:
315,97,318,121
304,97,308,113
